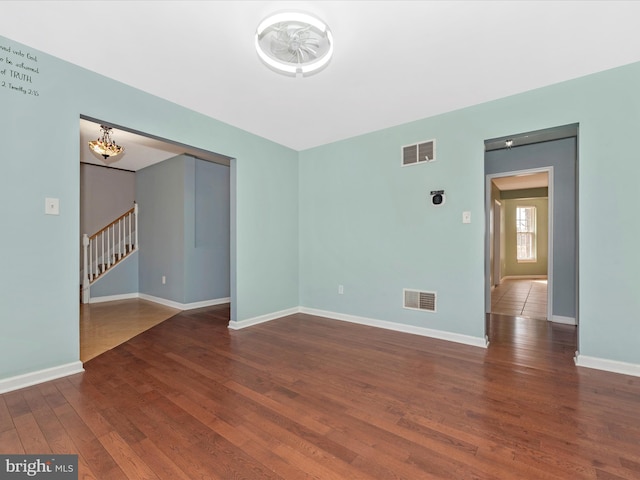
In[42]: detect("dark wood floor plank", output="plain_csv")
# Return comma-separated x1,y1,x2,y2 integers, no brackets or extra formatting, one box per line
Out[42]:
3,390,30,418
12,413,50,453
98,431,160,480
2,309,640,478
0,428,24,454
129,438,192,480
133,397,283,480
0,395,14,433
54,378,117,439
52,402,125,479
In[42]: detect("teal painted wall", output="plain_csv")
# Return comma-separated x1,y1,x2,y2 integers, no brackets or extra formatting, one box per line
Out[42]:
299,126,486,338
0,35,298,381
300,60,640,364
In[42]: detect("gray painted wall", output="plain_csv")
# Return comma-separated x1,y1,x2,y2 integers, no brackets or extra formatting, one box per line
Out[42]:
90,251,139,297
136,155,230,304
80,163,135,236
186,159,230,302
137,155,187,302
485,137,576,319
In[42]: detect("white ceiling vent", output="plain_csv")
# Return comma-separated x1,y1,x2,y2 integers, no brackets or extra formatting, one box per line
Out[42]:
403,289,437,312
402,140,436,166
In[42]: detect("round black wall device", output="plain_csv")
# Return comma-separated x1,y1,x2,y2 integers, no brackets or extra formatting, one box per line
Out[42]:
430,190,446,206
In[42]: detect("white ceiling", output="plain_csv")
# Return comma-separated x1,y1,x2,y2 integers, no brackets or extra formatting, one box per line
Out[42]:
3,1,640,153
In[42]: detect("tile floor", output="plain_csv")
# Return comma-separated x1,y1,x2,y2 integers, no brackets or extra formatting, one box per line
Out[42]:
491,278,548,320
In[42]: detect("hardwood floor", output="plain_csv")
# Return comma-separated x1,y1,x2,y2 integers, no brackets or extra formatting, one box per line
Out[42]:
3,306,640,479
80,299,180,362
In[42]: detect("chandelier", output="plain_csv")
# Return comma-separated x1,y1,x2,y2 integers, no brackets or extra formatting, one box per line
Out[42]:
88,125,124,160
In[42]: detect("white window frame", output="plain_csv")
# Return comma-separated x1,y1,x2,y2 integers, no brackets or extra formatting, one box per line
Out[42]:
516,205,537,262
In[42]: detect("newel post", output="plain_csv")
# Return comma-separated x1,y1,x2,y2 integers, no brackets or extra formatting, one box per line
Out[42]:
82,234,90,304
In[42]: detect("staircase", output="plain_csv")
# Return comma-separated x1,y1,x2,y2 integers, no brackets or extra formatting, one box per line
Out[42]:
81,203,138,303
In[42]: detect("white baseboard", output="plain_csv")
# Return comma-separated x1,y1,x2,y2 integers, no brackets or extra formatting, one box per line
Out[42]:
89,292,139,304
139,294,230,310
300,307,488,348
0,361,84,394
228,306,487,348
228,307,300,330
575,353,640,378
551,315,576,325
89,292,229,310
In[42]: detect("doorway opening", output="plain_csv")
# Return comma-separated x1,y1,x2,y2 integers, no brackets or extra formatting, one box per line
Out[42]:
79,115,233,362
484,124,578,352
488,169,551,320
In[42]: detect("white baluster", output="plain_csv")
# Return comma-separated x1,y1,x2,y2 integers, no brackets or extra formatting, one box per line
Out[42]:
128,210,132,253
134,203,139,250
120,218,124,259
101,231,105,274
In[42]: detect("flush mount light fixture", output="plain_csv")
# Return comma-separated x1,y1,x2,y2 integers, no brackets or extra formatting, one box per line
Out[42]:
255,12,334,77
88,125,124,160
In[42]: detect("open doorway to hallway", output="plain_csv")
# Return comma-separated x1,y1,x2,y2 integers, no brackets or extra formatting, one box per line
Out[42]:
488,170,550,320
484,124,578,348
79,116,233,362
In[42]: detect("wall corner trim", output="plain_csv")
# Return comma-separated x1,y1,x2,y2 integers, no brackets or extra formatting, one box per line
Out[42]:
0,361,84,394
228,307,300,330
300,307,488,348
575,353,640,378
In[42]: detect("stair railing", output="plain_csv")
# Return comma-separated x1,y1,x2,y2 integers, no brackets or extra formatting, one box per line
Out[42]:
81,203,138,303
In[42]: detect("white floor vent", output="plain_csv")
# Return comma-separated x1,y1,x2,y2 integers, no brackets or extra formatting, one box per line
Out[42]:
403,289,437,312
401,139,436,166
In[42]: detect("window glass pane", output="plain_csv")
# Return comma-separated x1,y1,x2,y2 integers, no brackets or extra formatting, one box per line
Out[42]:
516,206,536,261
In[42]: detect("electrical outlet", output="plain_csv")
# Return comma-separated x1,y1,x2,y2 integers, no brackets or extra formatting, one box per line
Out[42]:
162,276,166,285
462,211,471,224
338,284,344,295
45,197,59,215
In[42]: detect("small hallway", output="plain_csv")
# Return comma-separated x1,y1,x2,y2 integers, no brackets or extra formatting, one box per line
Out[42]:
491,277,548,320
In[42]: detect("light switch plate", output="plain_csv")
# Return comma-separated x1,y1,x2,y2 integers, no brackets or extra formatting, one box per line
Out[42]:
45,197,60,215
462,211,471,224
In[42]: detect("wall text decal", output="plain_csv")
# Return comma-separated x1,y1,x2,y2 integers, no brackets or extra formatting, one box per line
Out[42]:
0,41,41,98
